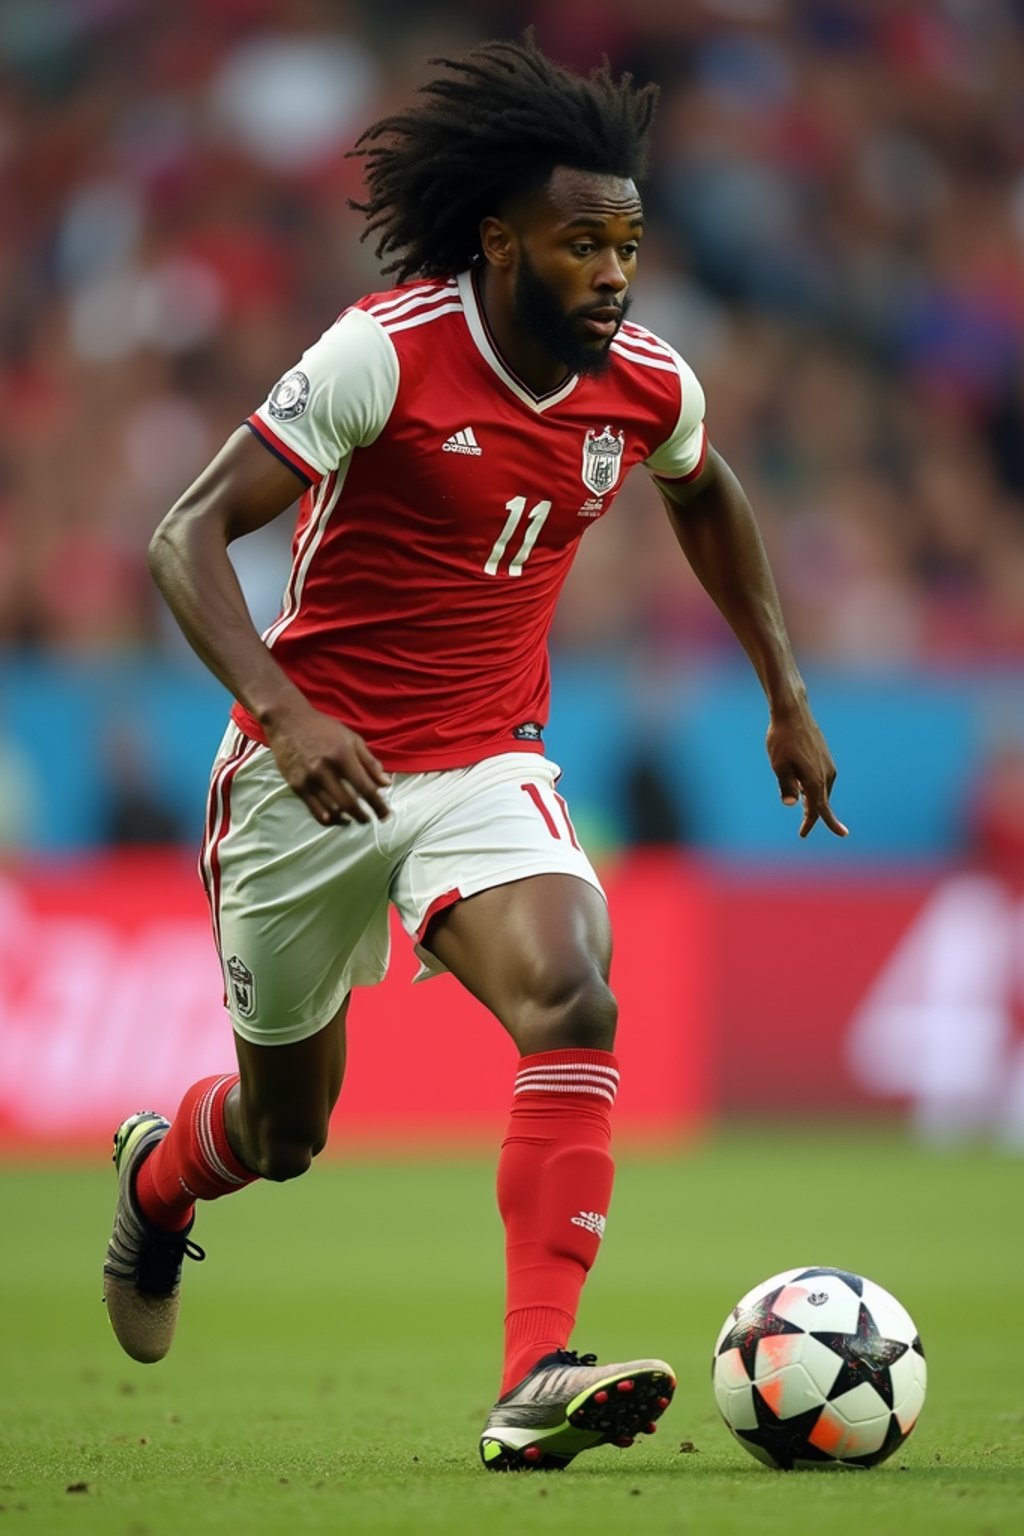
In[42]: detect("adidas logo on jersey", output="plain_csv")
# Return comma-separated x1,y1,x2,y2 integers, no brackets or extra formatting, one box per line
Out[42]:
442,427,482,455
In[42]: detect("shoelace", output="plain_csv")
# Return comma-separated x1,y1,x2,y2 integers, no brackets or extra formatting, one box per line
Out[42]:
551,1349,599,1368
136,1233,206,1296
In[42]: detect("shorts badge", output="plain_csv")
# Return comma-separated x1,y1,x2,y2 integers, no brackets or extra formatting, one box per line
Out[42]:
226,955,257,1020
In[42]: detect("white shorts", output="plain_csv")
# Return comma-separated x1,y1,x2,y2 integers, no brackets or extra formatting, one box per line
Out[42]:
200,727,604,1046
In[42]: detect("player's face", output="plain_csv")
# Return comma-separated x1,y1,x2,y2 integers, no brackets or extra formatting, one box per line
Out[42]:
512,168,642,377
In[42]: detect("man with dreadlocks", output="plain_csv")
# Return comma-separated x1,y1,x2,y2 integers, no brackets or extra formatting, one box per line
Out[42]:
102,36,846,1471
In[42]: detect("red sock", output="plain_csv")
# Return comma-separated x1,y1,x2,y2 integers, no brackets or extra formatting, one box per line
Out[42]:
496,1048,618,1395
135,1074,257,1231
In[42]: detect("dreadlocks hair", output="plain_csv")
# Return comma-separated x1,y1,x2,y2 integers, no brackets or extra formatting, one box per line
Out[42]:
349,34,659,283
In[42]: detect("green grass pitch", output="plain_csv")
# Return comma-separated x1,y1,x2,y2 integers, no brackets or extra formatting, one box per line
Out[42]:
2,1129,1022,1535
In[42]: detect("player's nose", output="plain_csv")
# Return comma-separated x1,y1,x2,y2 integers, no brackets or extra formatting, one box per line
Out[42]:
593,253,629,292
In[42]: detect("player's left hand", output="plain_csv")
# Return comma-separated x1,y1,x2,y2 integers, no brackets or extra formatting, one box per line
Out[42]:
766,708,849,839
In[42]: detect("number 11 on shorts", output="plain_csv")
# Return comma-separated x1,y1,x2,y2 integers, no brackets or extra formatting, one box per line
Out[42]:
521,782,580,847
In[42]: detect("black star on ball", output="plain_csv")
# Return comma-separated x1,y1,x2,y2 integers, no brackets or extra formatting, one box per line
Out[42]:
792,1266,864,1297
735,1389,833,1470
813,1302,909,1409
716,1285,803,1378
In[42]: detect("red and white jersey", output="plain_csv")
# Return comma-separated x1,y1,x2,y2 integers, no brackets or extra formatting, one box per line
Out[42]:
236,269,707,770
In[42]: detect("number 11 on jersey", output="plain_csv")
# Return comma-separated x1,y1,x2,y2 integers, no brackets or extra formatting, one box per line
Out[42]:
484,497,552,576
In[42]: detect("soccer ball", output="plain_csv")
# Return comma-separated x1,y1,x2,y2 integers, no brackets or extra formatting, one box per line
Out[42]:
712,1266,926,1469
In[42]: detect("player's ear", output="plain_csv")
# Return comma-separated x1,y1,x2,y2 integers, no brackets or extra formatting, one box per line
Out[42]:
480,216,515,269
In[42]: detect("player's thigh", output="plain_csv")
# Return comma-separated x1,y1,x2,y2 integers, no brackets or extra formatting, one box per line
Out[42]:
204,733,392,1047
426,872,613,1039
392,755,613,1045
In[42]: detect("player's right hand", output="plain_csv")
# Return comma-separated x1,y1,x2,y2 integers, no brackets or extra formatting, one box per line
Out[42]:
264,706,392,826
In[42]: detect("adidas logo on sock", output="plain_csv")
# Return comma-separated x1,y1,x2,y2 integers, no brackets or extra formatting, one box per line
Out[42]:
442,426,482,455
571,1210,607,1238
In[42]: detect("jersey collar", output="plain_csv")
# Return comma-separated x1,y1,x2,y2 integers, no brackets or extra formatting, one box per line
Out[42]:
458,269,581,414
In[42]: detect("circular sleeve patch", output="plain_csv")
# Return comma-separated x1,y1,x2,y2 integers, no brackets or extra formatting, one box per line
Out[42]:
268,370,310,421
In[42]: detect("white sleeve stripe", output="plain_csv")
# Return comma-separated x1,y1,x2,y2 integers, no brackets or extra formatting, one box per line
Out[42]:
366,292,459,326
378,302,465,334
610,340,679,373
364,281,456,319
366,288,460,325
618,324,674,357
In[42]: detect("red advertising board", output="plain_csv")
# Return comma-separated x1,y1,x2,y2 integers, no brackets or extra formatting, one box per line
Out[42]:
3,854,1022,1151
714,867,1024,1138
0,851,712,1152
712,871,933,1114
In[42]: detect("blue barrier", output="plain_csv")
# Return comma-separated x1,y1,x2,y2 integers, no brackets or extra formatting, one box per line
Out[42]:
1,653,1018,859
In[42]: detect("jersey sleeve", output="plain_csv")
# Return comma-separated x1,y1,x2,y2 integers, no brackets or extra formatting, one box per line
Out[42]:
643,346,708,483
247,308,400,484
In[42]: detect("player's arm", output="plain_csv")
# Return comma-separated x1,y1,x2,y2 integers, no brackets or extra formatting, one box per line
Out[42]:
148,425,390,826
655,447,847,840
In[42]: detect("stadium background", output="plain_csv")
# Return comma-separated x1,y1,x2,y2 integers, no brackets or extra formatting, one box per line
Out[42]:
2,0,1024,1153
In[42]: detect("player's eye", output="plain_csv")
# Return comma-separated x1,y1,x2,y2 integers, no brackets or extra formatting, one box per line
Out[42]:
570,242,597,257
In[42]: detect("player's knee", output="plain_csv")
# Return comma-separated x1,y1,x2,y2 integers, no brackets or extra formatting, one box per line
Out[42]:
522,967,618,1052
254,1143,310,1182
559,976,618,1050
250,1123,328,1182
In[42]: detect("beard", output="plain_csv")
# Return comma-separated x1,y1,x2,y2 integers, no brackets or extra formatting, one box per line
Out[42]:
512,252,632,379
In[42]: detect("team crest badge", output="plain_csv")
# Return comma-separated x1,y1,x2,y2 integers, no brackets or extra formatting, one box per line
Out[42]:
581,425,625,495
226,955,257,1020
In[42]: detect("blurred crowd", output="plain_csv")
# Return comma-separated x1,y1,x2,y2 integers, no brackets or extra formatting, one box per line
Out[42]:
3,0,1024,670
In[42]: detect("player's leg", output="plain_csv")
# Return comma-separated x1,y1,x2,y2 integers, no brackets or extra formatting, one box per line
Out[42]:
136,995,350,1216
103,728,391,1364
425,873,617,1369
227,1000,348,1178
424,871,674,1469
103,1001,349,1364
